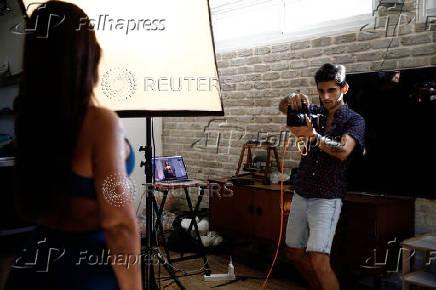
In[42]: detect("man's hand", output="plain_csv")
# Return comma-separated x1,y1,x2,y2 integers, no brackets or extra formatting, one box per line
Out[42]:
286,114,318,140
278,93,310,114
289,93,310,110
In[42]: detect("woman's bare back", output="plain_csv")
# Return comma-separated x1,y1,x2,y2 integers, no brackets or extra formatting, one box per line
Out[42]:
38,106,130,231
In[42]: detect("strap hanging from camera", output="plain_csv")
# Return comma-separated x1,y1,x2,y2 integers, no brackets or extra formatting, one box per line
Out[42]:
296,137,308,156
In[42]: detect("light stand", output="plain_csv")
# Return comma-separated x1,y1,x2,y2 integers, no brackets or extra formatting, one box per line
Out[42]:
139,117,185,290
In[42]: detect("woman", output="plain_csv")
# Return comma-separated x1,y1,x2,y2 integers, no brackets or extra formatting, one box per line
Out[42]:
163,161,175,179
5,2,141,289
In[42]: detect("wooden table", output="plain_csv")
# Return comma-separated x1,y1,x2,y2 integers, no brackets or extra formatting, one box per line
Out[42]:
144,180,210,269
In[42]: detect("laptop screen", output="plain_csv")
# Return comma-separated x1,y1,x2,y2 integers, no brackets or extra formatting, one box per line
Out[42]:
152,156,188,182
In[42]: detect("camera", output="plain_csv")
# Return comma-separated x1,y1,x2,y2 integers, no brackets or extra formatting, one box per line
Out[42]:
287,101,325,127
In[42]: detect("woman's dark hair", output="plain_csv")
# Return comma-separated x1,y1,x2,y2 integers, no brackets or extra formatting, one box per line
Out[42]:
14,1,101,221
315,63,347,88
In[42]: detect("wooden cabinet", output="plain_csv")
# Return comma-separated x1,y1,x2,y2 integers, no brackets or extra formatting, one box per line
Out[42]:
331,195,415,270
209,178,415,270
209,179,292,244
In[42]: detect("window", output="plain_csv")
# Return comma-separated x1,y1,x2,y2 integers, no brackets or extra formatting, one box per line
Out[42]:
211,0,282,43
418,0,436,22
210,0,375,52
283,0,373,34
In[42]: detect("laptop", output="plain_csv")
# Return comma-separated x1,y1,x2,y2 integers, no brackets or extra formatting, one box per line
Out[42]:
152,156,198,185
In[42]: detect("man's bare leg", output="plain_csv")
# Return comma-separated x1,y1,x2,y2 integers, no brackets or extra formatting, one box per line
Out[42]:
285,246,321,289
309,251,339,290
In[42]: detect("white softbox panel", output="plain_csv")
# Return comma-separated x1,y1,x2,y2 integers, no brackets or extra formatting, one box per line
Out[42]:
23,0,223,117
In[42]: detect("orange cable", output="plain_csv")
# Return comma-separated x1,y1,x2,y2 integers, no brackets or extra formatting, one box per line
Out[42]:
261,135,292,289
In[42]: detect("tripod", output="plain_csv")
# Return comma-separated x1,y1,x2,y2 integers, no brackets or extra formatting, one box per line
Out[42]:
139,117,185,290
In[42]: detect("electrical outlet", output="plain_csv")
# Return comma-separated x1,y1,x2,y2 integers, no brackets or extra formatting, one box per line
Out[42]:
203,273,236,282
204,256,236,282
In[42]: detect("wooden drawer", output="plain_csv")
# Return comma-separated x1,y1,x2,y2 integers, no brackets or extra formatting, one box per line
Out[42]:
209,183,236,233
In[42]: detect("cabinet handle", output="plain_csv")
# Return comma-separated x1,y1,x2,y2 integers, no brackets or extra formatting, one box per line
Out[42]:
256,207,263,216
248,205,254,213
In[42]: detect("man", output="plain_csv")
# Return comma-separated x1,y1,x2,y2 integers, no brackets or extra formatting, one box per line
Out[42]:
280,63,365,290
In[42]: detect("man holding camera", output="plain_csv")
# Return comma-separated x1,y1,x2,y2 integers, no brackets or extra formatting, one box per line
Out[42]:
279,63,365,290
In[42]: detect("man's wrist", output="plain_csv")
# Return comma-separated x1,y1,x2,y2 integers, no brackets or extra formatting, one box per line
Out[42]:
308,133,319,144
315,133,323,147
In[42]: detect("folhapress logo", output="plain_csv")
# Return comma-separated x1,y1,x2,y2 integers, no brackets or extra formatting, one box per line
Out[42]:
77,15,166,35
9,2,65,39
101,67,137,102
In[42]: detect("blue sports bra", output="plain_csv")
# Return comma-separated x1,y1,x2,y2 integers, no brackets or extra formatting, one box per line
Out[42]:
71,138,135,199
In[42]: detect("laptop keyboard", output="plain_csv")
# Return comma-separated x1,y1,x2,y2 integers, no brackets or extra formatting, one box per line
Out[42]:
158,179,192,184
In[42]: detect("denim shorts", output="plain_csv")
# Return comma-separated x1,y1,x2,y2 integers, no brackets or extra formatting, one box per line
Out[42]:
285,192,342,255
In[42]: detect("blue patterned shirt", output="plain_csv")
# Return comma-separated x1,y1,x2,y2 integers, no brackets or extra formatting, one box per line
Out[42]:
294,103,365,199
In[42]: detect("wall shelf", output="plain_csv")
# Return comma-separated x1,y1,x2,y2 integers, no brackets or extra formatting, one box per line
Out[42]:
401,234,436,289
404,270,436,288
0,74,20,88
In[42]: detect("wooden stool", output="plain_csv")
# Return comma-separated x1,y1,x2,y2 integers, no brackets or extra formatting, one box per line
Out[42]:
235,141,280,184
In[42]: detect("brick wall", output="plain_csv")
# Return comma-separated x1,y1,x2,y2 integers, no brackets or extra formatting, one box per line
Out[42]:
162,0,436,234
416,198,436,235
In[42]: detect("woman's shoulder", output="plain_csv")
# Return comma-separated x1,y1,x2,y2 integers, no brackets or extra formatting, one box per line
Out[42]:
87,105,118,122
85,106,123,141
87,106,123,129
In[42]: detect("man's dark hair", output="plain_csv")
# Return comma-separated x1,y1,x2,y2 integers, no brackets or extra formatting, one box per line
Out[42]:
315,63,347,88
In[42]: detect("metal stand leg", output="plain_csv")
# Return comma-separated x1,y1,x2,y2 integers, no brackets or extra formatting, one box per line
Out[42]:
152,185,209,271
139,117,185,290
152,248,185,290
152,190,171,261
182,186,209,269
